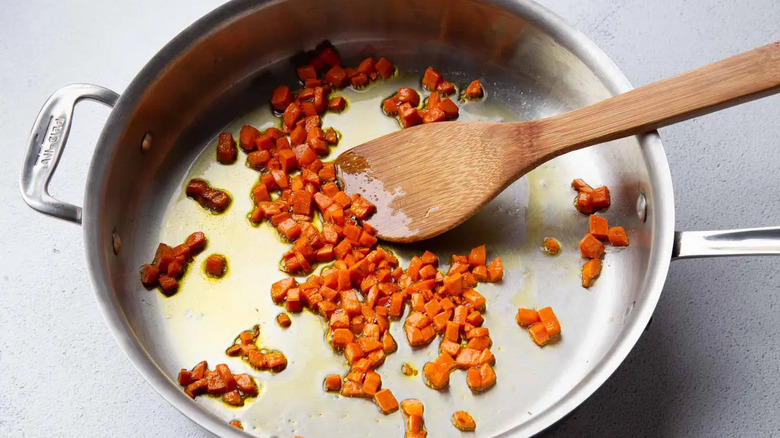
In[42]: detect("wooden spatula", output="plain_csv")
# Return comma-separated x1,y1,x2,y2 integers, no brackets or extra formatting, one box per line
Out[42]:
335,42,780,243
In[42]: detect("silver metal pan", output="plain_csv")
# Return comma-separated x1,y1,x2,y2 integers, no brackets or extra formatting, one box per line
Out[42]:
20,0,780,436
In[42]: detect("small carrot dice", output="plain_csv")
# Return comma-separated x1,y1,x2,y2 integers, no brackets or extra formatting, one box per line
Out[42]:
529,323,551,347
465,80,484,99
589,214,609,239
537,306,561,337
487,257,503,282
516,308,540,327
204,254,227,278
324,374,342,392
608,226,629,246
422,67,442,91
373,388,399,414
375,57,395,79
579,233,605,259
581,258,602,288
452,410,476,431
276,313,292,328
542,237,561,255
591,186,611,209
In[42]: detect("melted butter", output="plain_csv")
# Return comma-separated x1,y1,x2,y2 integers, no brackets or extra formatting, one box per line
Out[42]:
153,73,578,438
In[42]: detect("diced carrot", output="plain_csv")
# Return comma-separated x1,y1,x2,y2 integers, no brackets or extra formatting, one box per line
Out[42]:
374,388,399,414
382,97,399,115
276,313,292,328
363,371,381,395
317,47,341,67
487,257,503,282
350,73,369,88
328,96,346,112
357,57,376,74
382,332,397,354
423,362,449,390
204,254,227,278
516,308,540,327
239,125,261,152
452,411,476,431
589,214,609,240
265,352,287,371
158,275,178,295
331,328,354,348
462,289,486,311
456,348,480,368
297,64,317,82
591,186,611,209
422,107,446,124
438,97,459,119
344,342,365,364
581,258,602,288
397,87,420,106
286,287,303,311
464,80,484,99
538,306,561,337
375,57,395,79
271,85,293,112
542,237,561,256
579,233,605,259
468,245,486,266
576,191,593,214
340,380,364,397
398,102,421,128
325,65,348,88
324,374,342,392
283,102,303,130
422,67,442,91
140,264,159,288
466,310,483,327
572,178,593,192
529,323,551,347
185,379,208,398
608,226,629,246
271,168,290,189
277,218,302,241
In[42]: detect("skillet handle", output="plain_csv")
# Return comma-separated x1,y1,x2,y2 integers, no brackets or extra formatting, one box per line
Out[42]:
19,84,119,224
672,227,780,259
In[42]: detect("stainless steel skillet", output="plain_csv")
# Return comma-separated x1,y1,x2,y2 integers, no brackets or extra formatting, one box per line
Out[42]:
19,0,780,436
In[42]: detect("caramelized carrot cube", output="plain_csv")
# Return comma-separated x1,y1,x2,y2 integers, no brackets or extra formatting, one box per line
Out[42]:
572,178,593,193
538,306,561,336
325,65,348,88
297,64,317,81
591,186,611,209
204,254,227,278
422,67,442,91
579,233,605,259
375,57,395,79
277,218,302,241
487,257,503,282
452,411,476,431
374,388,399,414
272,278,296,303
344,342,365,364
324,374,342,392
271,85,293,112
234,373,258,396
239,125,261,151
529,323,551,347
437,80,456,96
328,96,346,112
576,191,594,214
397,87,420,106
216,132,237,164
158,275,178,295
542,237,561,256
282,102,303,130
398,102,422,127
608,226,629,246
581,258,602,288
443,273,463,295
184,379,208,398
589,214,609,239
382,97,400,115
276,313,292,328
265,352,287,371
516,308,540,327
423,362,450,389
465,80,484,99
140,264,159,288
362,371,381,395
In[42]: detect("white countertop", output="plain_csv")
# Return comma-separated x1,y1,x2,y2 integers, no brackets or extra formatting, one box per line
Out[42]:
1,0,778,436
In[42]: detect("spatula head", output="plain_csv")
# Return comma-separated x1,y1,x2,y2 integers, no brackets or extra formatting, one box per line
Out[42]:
335,120,532,243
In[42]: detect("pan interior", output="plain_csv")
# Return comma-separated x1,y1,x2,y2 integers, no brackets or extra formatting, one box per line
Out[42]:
89,0,664,436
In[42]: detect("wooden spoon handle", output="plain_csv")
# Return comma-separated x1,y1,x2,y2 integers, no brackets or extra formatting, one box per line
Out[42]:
532,41,780,159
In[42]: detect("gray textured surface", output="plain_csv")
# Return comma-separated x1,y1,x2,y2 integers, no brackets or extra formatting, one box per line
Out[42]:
1,0,778,436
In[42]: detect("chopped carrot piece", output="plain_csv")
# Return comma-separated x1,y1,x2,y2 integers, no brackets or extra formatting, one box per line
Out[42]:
328,96,346,112
437,81,456,96
581,258,602,288
422,67,442,91
579,233,605,259
464,80,484,99
608,226,629,246
398,102,422,128
204,254,227,278
397,87,420,106
589,214,609,240
382,97,399,115
297,64,317,82
324,374,342,392
591,186,611,209
340,380,364,397
271,85,293,112
468,245,486,266
452,411,476,431
375,57,395,79
487,257,503,282
363,371,382,395
572,178,593,193
423,362,450,389
516,308,540,327
529,323,551,347
576,191,594,214
542,237,561,255
438,97,459,119
277,218,302,241
325,65,348,88
216,132,237,164
374,388,399,414
401,399,424,417
239,125,261,151
538,306,561,336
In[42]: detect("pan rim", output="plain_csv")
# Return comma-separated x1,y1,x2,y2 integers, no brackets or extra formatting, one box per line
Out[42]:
82,0,675,437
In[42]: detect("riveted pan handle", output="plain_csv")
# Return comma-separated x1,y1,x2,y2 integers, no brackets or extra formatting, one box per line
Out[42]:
20,84,119,224
672,227,780,259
